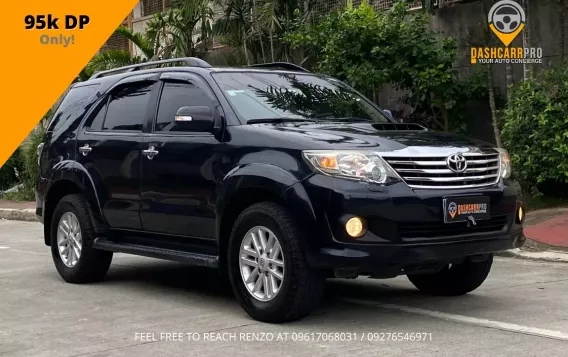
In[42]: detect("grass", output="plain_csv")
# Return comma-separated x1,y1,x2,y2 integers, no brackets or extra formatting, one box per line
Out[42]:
1,185,34,201
525,195,568,212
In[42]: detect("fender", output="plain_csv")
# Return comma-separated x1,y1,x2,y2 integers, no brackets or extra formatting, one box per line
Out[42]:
44,160,75,201
45,160,107,231
71,161,107,229
217,163,319,258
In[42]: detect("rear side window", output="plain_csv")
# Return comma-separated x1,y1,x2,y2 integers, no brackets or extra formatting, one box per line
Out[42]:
154,82,213,132
85,100,108,131
102,82,153,131
48,84,100,132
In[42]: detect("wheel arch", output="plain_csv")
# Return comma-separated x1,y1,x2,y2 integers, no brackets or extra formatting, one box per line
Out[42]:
44,163,106,246
217,164,317,272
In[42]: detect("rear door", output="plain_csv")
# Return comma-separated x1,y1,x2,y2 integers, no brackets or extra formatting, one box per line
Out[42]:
76,76,158,230
140,72,223,239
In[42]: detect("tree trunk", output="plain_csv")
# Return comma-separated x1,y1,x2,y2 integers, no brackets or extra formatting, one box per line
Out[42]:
243,29,250,65
186,29,194,57
487,65,503,147
269,28,275,62
520,0,532,80
441,106,449,132
560,0,566,64
505,62,514,99
252,0,266,63
258,33,266,63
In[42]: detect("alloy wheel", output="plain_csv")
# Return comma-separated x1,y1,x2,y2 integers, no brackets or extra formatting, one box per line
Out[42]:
239,226,285,302
56,212,83,268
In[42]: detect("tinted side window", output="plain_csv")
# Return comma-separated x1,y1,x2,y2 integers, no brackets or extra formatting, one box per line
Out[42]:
103,83,153,131
84,99,108,131
155,82,212,132
48,84,100,132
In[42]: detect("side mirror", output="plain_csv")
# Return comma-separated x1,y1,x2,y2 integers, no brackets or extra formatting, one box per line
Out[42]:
175,106,215,132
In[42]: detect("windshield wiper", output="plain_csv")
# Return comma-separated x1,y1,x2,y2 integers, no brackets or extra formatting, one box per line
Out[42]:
247,117,318,124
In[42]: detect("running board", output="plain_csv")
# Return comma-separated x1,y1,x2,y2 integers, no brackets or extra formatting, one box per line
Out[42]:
93,238,218,268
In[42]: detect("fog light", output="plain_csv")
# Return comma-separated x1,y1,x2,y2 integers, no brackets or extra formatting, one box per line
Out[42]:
517,206,525,224
346,217,367,238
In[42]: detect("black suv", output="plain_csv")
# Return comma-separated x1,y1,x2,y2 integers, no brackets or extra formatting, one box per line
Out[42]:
36,58,525,322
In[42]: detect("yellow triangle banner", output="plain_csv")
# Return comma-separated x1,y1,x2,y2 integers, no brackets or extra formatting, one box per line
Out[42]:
0,0,139,167
489,23,525,47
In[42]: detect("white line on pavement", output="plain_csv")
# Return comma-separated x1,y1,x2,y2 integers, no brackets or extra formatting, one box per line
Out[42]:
340,298,568,342
0,246,9,249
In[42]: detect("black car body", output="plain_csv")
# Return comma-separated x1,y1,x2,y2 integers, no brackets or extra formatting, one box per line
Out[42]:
36,58,525,322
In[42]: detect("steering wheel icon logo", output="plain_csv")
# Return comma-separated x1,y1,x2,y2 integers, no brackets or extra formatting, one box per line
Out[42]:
488,0,526,46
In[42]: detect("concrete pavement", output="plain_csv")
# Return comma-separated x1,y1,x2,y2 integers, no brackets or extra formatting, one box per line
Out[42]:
1,220,568,356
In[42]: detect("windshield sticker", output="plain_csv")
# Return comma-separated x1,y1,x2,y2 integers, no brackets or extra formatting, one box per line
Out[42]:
227,90,245,96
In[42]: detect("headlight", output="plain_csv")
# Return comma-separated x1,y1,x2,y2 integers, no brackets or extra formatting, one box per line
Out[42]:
302,150,400,184
497,148,511,179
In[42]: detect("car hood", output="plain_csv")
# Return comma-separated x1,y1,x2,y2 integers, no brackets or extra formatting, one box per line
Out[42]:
251,122,496,153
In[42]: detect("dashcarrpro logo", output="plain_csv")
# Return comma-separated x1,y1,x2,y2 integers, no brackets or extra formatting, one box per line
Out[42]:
488,0,525,47
471,0,542,64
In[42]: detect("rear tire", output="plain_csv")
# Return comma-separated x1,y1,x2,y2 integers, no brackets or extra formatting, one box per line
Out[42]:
407,255,493,296
228,202,324,322
50,194,113,283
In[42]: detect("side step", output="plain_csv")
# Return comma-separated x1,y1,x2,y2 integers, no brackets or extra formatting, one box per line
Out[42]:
93,238,218,268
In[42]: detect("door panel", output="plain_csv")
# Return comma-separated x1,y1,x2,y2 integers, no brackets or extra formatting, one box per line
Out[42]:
140,134,221,238
76,132,143,229
140,77,222,238
75,80,156,230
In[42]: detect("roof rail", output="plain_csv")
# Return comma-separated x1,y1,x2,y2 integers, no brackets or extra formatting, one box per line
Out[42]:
89,57,212,80
245,62,310,72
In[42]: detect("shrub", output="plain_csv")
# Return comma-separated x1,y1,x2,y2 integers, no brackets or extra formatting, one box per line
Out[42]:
0,147,24,191
14,126,48,201
502,66,568,194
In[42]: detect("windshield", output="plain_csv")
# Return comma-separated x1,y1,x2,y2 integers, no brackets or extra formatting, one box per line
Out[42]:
212,72,391,123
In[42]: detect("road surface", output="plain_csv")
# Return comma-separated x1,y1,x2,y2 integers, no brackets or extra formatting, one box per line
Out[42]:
1,220,567,356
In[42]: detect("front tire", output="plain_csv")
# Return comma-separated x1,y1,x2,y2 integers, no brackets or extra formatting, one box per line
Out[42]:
228,202,324,323
407,255,493,296
50,194,113,284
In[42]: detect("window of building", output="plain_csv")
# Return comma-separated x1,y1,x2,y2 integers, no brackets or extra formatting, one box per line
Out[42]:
142,0,171,17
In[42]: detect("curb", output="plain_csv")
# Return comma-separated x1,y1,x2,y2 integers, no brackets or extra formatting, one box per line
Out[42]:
0,208,38,222
498,248,568,263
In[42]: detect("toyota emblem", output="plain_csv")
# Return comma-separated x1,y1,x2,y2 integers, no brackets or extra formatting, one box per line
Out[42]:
446,154,467,173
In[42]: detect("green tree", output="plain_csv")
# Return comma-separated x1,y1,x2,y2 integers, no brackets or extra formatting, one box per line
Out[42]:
214,0,314,64
286,1,458,130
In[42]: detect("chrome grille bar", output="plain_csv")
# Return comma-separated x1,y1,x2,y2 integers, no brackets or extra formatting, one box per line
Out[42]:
381,152,501,189
402,174,499,182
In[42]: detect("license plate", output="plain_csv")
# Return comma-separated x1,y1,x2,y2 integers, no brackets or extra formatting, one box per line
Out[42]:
443,196,490,223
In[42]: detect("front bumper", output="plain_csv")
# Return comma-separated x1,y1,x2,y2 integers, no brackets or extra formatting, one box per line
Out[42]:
312,230,524,273
296,174,525,272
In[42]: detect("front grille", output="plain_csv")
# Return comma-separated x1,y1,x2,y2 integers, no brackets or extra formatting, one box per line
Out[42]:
399,216,508,240
382,152,501,189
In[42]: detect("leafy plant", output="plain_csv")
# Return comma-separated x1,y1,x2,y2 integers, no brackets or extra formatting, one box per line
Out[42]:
502,65,568,194
18,125,47,200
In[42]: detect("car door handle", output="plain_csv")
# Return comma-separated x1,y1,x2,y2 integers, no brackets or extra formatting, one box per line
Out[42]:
142,146,159,160
79,144,92,156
